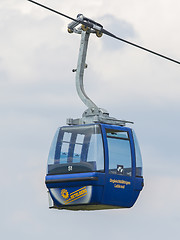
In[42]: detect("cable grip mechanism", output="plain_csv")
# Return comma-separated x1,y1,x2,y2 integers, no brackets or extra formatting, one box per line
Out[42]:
67,14,103,38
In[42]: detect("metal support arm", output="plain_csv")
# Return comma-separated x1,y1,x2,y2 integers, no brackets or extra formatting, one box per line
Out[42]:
75,30,98,109
66,21,132,126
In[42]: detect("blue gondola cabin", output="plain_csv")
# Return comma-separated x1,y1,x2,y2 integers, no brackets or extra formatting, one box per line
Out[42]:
45,123,144,210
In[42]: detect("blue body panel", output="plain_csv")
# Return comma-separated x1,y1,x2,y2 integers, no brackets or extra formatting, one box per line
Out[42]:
45,123,144,210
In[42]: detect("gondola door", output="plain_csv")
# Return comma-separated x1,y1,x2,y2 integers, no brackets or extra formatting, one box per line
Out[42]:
101,125,135,208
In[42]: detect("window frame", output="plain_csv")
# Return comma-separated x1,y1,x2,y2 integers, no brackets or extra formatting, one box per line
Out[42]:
97,123,137,177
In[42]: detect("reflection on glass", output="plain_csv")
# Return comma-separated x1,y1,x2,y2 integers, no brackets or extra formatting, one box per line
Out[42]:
63,132,71,142
132,130,143,177
47,125,104,174
106,129,132,176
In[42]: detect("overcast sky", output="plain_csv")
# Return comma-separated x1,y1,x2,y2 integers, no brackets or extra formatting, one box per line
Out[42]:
1,0,180,239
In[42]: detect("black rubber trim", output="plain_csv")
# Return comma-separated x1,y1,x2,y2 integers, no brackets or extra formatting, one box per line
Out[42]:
45,176,98,184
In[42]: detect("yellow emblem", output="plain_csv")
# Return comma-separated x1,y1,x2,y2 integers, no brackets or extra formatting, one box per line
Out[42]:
61,189,69,199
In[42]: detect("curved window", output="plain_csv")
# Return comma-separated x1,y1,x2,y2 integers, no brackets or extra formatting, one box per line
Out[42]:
47,128,60,167
132,130,143,177
47,125,104,175
106,129,132,176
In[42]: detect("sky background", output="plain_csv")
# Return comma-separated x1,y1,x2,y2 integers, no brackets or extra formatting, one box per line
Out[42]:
1,0,180,239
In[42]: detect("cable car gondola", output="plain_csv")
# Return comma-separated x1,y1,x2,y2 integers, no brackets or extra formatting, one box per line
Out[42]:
46,123,143,210
27,0,180,210
43,15,144,210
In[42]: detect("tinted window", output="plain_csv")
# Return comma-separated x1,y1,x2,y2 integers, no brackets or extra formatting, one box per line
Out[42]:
106,129,132,176
132,130,143,177
47,125,104,174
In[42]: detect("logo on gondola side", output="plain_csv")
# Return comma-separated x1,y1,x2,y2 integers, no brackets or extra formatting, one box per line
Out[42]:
61,189,69,199
60,187,88,205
